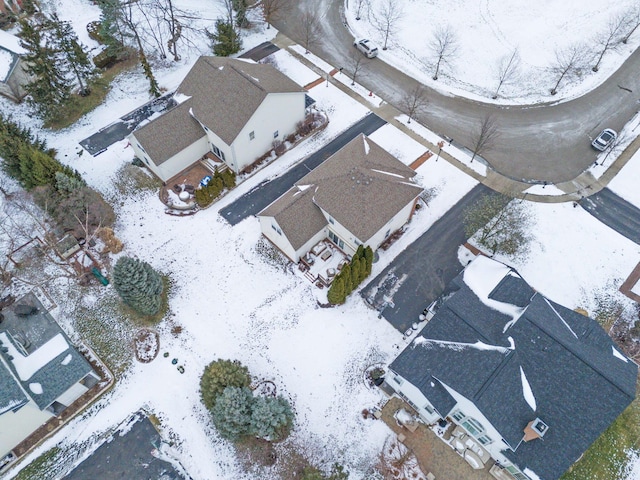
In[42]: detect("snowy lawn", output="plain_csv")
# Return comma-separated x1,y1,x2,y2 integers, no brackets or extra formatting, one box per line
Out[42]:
347,0,640,104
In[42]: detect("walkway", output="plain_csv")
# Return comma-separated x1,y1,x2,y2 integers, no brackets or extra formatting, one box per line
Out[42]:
579,188,640,245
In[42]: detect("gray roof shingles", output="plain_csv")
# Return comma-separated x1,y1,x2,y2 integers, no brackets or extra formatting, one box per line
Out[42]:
390,261,637,480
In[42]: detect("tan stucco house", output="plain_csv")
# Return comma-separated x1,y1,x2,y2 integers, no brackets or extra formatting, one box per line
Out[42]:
258,134,424,262
129,56,307,182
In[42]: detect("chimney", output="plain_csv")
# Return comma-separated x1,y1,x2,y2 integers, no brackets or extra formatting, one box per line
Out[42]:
523,418,548,442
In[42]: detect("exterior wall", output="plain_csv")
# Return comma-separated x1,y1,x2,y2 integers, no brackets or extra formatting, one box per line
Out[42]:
320,211,359,256
54,382,89,408
366,199,418,250
258,215,326,263
231,92,306,173
202,128,233,171
0,401,52,458
0,55,29,103
387,371,442,424
129,133,209,182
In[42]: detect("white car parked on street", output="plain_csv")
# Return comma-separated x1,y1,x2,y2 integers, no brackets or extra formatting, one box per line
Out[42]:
353,39,379,58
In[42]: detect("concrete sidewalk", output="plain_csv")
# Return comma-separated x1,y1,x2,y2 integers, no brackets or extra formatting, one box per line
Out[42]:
273,33,640,204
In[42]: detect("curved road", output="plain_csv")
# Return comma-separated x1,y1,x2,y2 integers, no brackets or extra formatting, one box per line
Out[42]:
273,0,640,184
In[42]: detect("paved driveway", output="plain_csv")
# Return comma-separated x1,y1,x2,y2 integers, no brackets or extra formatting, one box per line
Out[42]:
64,414,185,480
579,188,640,245
220,113,387,225
361,184,498,333
274,0,640,184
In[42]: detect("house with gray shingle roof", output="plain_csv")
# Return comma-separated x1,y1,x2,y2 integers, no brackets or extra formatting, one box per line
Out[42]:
258,134,424,262
0,292,99,466
128,56,307,182
386,255,638,480
0,29,30,103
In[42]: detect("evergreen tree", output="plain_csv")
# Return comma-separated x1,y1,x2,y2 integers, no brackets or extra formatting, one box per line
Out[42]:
18,145,64,189
350,256,361,288
96,0,128,58
221,169,236,188
47,14,95,96
358,256,367,284
363,246,373,277
341,264,353,296
211,386,254,441
250,395,294,441
208,19,241,56
55,171,86,195
113,256,163,316
200,359,251,410
19,18,72,119
140,50,161,97
327,276,345,305
355,244,365,261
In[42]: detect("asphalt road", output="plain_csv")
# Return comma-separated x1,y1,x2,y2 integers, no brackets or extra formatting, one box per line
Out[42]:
220,112,387,224
361,184,498,333
63,415,185,480
579,188,640,245
273,0,640,184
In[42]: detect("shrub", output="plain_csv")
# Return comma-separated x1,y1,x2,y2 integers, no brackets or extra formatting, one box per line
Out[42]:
250,395,294,441
211,386,254,441
327,245,374,305
200,359,251,410
112,256,163,316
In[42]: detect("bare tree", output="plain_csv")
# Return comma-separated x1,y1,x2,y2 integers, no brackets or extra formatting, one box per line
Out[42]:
429,25,458,80
400,82,428,123
149,0,202,61
371,0,403,50
492,49,520,99
623,4,640,43
297,9,322,54
592,14,628,72
346,50,368,86
470,114,500,162
550,43,589,95
260,0,291,29
354,0,370,21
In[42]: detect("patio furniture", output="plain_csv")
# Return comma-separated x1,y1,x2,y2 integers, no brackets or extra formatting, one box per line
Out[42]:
427,473,435,480
321,250,332,261
327,268,336,278
464,449,483,469
184,184,195,194
312,242,326,256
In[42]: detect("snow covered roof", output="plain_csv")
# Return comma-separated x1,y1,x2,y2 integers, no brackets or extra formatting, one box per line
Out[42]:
389,256,637,480
0,29,26,55
0,292,94,411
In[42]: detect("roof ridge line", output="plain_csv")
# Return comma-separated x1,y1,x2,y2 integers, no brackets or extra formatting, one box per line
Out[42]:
228,63,267,93
473,349,514,401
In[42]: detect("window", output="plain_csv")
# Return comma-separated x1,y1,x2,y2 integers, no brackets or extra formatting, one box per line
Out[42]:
506,466,528,480
393,375,403,385
477,435,493,445
211,144,226,161
423,403,434,414
271,224,282,235
385,229,391,238
328,231,344,249
462,418,485,436
328,217,334,224
452,411,465,422
273,130,279,138
249,131,255,140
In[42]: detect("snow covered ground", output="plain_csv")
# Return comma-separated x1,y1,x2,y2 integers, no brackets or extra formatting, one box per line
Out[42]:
347,0,640,104
2,0,640,478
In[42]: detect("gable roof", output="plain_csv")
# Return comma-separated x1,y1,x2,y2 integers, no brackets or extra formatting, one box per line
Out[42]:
390,256,637,480
259,185,328,250
130,100,206,167
298,134,423,242
0,292,94,411
177,56,305,145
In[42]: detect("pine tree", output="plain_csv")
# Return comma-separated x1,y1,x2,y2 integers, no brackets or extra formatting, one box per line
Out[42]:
55,171,86,195
221,169,236,188
341,264,353,296
47,14,95,96
211,386,254,441
139,50,160,97
96,0,128,58
208,19,241,56
350,257,361,288
327,276,345,305
113,256,163,316
200,359,251,410
363,246,373,277
18,145,64,189
355,244,365,261
358,256,367,284
19,18,71,119
250,395,294,441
